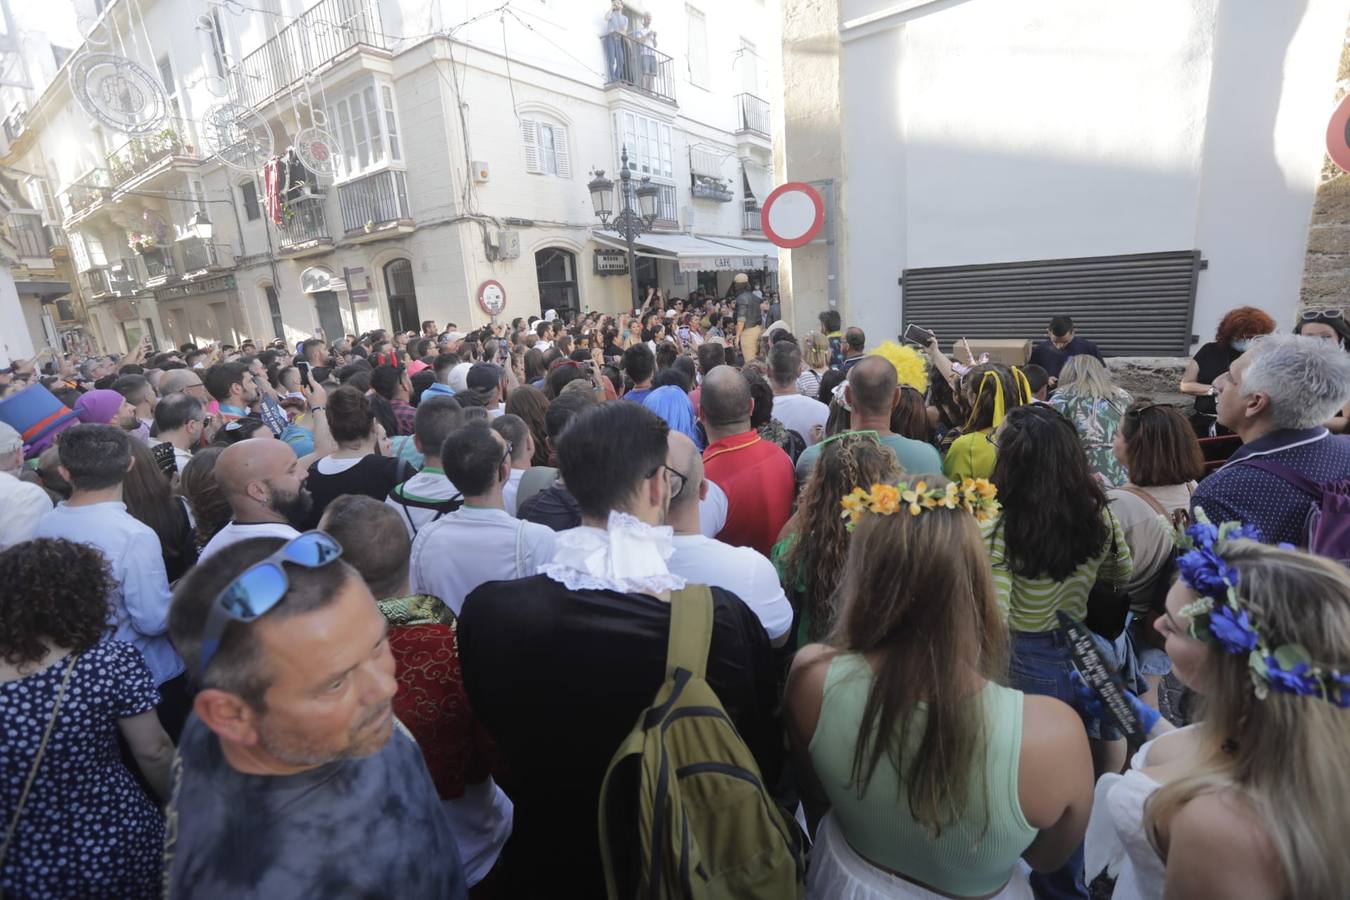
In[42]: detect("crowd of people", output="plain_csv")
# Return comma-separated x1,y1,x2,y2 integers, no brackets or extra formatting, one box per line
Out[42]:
1,288,1348,900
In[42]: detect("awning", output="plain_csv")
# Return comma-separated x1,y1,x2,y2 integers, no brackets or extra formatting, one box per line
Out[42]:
591,232,778,273
15,280,71,298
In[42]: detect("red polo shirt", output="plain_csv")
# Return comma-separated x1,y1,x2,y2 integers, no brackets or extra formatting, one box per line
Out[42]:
703,430,795,557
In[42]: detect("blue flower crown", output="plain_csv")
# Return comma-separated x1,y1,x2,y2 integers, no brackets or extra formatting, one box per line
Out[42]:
1174,513,1350,708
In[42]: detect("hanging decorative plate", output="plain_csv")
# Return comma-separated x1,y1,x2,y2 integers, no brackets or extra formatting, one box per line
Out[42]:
293,127,342,179
69,52,167,135
201,102,276,171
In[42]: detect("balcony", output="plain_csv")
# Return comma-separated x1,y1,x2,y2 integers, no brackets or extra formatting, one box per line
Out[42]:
7,211,52,259
743,206,763,234
735,94,770,139
2,106,25,144
108,260,142,295
180,238,234,274
612,181,678,230
60,171,112,225
692,177,734,203
236,0,387,109
338,170,412,236
602,33,676,105
279,196,334,254
106,122,202,195
139,248,179,286
80,267,112,298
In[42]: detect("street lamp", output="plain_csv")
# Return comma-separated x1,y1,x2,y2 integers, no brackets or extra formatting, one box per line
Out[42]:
188,209,214,241
588,145,658,311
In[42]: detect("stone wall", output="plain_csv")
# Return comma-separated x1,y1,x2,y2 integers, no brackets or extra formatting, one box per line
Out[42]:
1300,22,1350,311
1106,357,1191,408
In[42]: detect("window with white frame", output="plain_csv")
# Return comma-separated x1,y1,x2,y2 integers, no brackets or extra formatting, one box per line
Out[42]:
328,80,403,180
522,118,571,178
686,7,709,87
613,110,673,181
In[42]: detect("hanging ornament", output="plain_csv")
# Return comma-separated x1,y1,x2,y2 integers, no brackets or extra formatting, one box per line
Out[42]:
68,51,168,135
201,102,276,171
293,127,341,178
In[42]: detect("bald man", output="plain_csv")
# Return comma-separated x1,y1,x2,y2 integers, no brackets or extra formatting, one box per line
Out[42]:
159,367,213,404
664,431,792,645
198,438,313,560
699,365,794,556
794,355,943,483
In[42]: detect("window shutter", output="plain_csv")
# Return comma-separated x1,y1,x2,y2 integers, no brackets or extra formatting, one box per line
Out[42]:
522,118,541,174
554,125,571,179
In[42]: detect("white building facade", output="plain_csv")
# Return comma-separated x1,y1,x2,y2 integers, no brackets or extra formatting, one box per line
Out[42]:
780,0,1349,356
2,0,780,354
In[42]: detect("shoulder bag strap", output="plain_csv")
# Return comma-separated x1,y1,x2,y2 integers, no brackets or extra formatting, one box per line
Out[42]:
0,653,79,869
514,519,528,578
1116,484,1169,518
665,585,714,680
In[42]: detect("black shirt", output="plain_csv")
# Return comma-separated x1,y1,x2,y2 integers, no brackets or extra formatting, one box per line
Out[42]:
457,576,783,899
1027,336,1102,377
517,483,583,531
303,454,405,529
1190,341,1240,418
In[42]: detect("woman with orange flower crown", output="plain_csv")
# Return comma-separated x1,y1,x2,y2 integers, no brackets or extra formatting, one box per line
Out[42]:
785,474,1094,900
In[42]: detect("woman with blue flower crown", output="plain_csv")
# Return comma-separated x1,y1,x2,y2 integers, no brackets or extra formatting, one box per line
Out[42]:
1083,520,1350,899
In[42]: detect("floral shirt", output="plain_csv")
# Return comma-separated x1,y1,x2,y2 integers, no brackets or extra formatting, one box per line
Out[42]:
1050,389,1132,487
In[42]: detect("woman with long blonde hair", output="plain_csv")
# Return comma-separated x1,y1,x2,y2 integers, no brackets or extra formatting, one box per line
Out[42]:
786,475,1093,898
1086,531,1350,899
1050,354,1133,486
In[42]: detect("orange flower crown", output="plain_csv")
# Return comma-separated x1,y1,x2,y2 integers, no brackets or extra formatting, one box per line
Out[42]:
841,479,1000,531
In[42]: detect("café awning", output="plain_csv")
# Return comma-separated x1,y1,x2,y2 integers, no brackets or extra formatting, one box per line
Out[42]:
591,232,778,273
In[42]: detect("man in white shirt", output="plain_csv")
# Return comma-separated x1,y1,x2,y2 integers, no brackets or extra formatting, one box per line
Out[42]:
490,413,533,515
410,420,557,615
153,392,210,472
386,396,464,537
767,340,828,445
663,431,793,645
0,421,52,550
199,438,310,559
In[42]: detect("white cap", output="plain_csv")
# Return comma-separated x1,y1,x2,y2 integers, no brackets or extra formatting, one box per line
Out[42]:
664,308,677,318
543,309,558,322
0,421,21,456
449,362,474,394
443,331,466,343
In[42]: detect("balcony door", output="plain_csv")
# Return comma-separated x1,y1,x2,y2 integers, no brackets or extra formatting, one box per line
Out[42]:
314,291,344,343
383,258,421,334
535,248,578,318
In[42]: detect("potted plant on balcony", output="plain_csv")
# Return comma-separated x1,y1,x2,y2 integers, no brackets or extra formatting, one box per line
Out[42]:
108,155,131,184
156,127,182,156
128,232,157,255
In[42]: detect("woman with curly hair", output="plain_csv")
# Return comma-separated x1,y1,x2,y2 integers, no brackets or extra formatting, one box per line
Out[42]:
0,538,173,899
1085,538,1350,899
773,432,900,645
1181,305,1276,436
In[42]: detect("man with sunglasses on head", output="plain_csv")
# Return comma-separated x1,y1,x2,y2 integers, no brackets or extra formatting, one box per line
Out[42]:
408,419,557,617
163,533,467,899
455,401,781,898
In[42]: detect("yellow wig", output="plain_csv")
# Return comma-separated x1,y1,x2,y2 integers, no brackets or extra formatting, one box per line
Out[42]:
867,340,930,394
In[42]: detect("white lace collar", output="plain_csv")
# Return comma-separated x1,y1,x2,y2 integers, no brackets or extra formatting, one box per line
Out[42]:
539,511,686,596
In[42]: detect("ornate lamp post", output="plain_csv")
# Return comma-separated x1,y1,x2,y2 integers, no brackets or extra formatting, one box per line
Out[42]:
588,145,659,311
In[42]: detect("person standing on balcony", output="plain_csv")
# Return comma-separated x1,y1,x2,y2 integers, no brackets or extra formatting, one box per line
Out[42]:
633,11,657,92
602,0,629,83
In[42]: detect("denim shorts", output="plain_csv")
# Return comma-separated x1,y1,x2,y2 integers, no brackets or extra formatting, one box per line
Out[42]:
1010,628,1124,742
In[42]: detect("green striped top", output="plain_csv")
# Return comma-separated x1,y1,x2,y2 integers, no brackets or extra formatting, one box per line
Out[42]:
982,508,1132,632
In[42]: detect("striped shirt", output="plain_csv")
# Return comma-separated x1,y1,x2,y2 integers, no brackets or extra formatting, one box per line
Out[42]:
983,508,1132,632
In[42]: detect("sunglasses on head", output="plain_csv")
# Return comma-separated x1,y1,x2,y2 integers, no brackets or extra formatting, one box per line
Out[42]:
197,531,343,681
1300,308,1344,320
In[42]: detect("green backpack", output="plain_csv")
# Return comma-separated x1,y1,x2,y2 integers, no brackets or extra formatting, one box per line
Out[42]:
598,585,805,900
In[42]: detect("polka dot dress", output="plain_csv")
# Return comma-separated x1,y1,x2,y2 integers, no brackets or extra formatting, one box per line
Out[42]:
1,640,165,899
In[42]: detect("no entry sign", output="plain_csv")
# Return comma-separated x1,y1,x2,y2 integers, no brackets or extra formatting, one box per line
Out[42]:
477,279,506,317
1329,93,1350,173
761,182,825,249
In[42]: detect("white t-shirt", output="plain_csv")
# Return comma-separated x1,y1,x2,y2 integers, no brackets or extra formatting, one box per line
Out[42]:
666,533,793,644
771,392,829,445
409,505,558,615
502,468,526,516
200,520,301,560
698,480,727,537
0,470,52,551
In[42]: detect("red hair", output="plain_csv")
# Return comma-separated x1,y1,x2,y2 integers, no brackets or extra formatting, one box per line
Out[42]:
1215,306,1276,348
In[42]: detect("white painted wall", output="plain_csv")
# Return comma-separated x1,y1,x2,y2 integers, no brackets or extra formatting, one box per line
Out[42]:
833,0,1348,351
0,270,36,366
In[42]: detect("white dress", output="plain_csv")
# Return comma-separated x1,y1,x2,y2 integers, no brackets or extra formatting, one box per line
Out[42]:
1084,728,1193,898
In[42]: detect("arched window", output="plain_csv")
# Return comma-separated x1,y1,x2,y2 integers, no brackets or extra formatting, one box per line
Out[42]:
535,248,578,317
384,258,421,334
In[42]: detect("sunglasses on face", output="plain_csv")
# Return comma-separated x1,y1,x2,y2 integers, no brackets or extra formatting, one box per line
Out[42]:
197,532,343,681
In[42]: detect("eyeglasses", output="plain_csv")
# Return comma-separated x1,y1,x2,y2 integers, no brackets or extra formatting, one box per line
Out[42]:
649,462,688,500
501,439,514,469
1301,308,1344,320
197,531,343,681
1126,402,1180,418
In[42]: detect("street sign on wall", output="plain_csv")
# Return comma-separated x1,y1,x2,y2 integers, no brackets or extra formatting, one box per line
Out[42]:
477,279,506,317
761,182,825,249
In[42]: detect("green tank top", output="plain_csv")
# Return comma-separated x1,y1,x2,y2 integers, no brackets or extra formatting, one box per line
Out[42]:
808,653,1036,896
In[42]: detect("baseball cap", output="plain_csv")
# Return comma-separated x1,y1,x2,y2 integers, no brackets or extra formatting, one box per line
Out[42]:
466,363,503,392
733,273,749,284
443,331,466,343
0,421,21,455
448,362,474,394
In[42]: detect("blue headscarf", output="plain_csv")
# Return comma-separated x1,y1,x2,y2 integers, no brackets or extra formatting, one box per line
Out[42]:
643,385,703,450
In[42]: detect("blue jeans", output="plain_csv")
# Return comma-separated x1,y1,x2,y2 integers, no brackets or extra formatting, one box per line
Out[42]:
603,33,626,82
1010,629,1089,900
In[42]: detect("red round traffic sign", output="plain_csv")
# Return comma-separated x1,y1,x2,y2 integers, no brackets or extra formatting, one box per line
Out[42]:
477,279,506,317
1328,93,1350,174
761,182,825,249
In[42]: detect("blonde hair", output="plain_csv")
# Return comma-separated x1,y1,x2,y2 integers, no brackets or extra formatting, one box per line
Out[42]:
804,331,831,369
1055,354,1125,403
1145,542,1350,898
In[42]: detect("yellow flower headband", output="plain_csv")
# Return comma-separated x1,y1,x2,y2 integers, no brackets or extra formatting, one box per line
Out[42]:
841,479,1000,531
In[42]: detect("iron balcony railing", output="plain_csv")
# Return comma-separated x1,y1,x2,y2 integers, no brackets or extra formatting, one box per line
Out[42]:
602,32,676,105
744,206,763,234
279,196,331,249
105,120,201,189
338,170,410,234
735,93,770,138
236,0,387,109
60,171,111,221
141,248,179,283
81,267,112,297
8,211,51,258
612,181,678,229
108,260,141,295
180,238,233,271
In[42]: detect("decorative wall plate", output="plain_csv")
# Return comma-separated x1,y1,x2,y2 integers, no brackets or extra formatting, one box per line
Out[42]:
69,52,167,135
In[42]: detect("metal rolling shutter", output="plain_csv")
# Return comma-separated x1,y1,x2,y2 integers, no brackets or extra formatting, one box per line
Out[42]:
900,250,1204,357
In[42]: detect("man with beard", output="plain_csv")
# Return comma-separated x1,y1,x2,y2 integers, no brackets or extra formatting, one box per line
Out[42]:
204,361,261,425
199,438,312,559
73,388,141,432
163,535,467,899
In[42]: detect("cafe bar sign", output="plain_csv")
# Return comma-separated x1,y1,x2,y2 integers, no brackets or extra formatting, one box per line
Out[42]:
594,248,628,275
678,254,776,273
